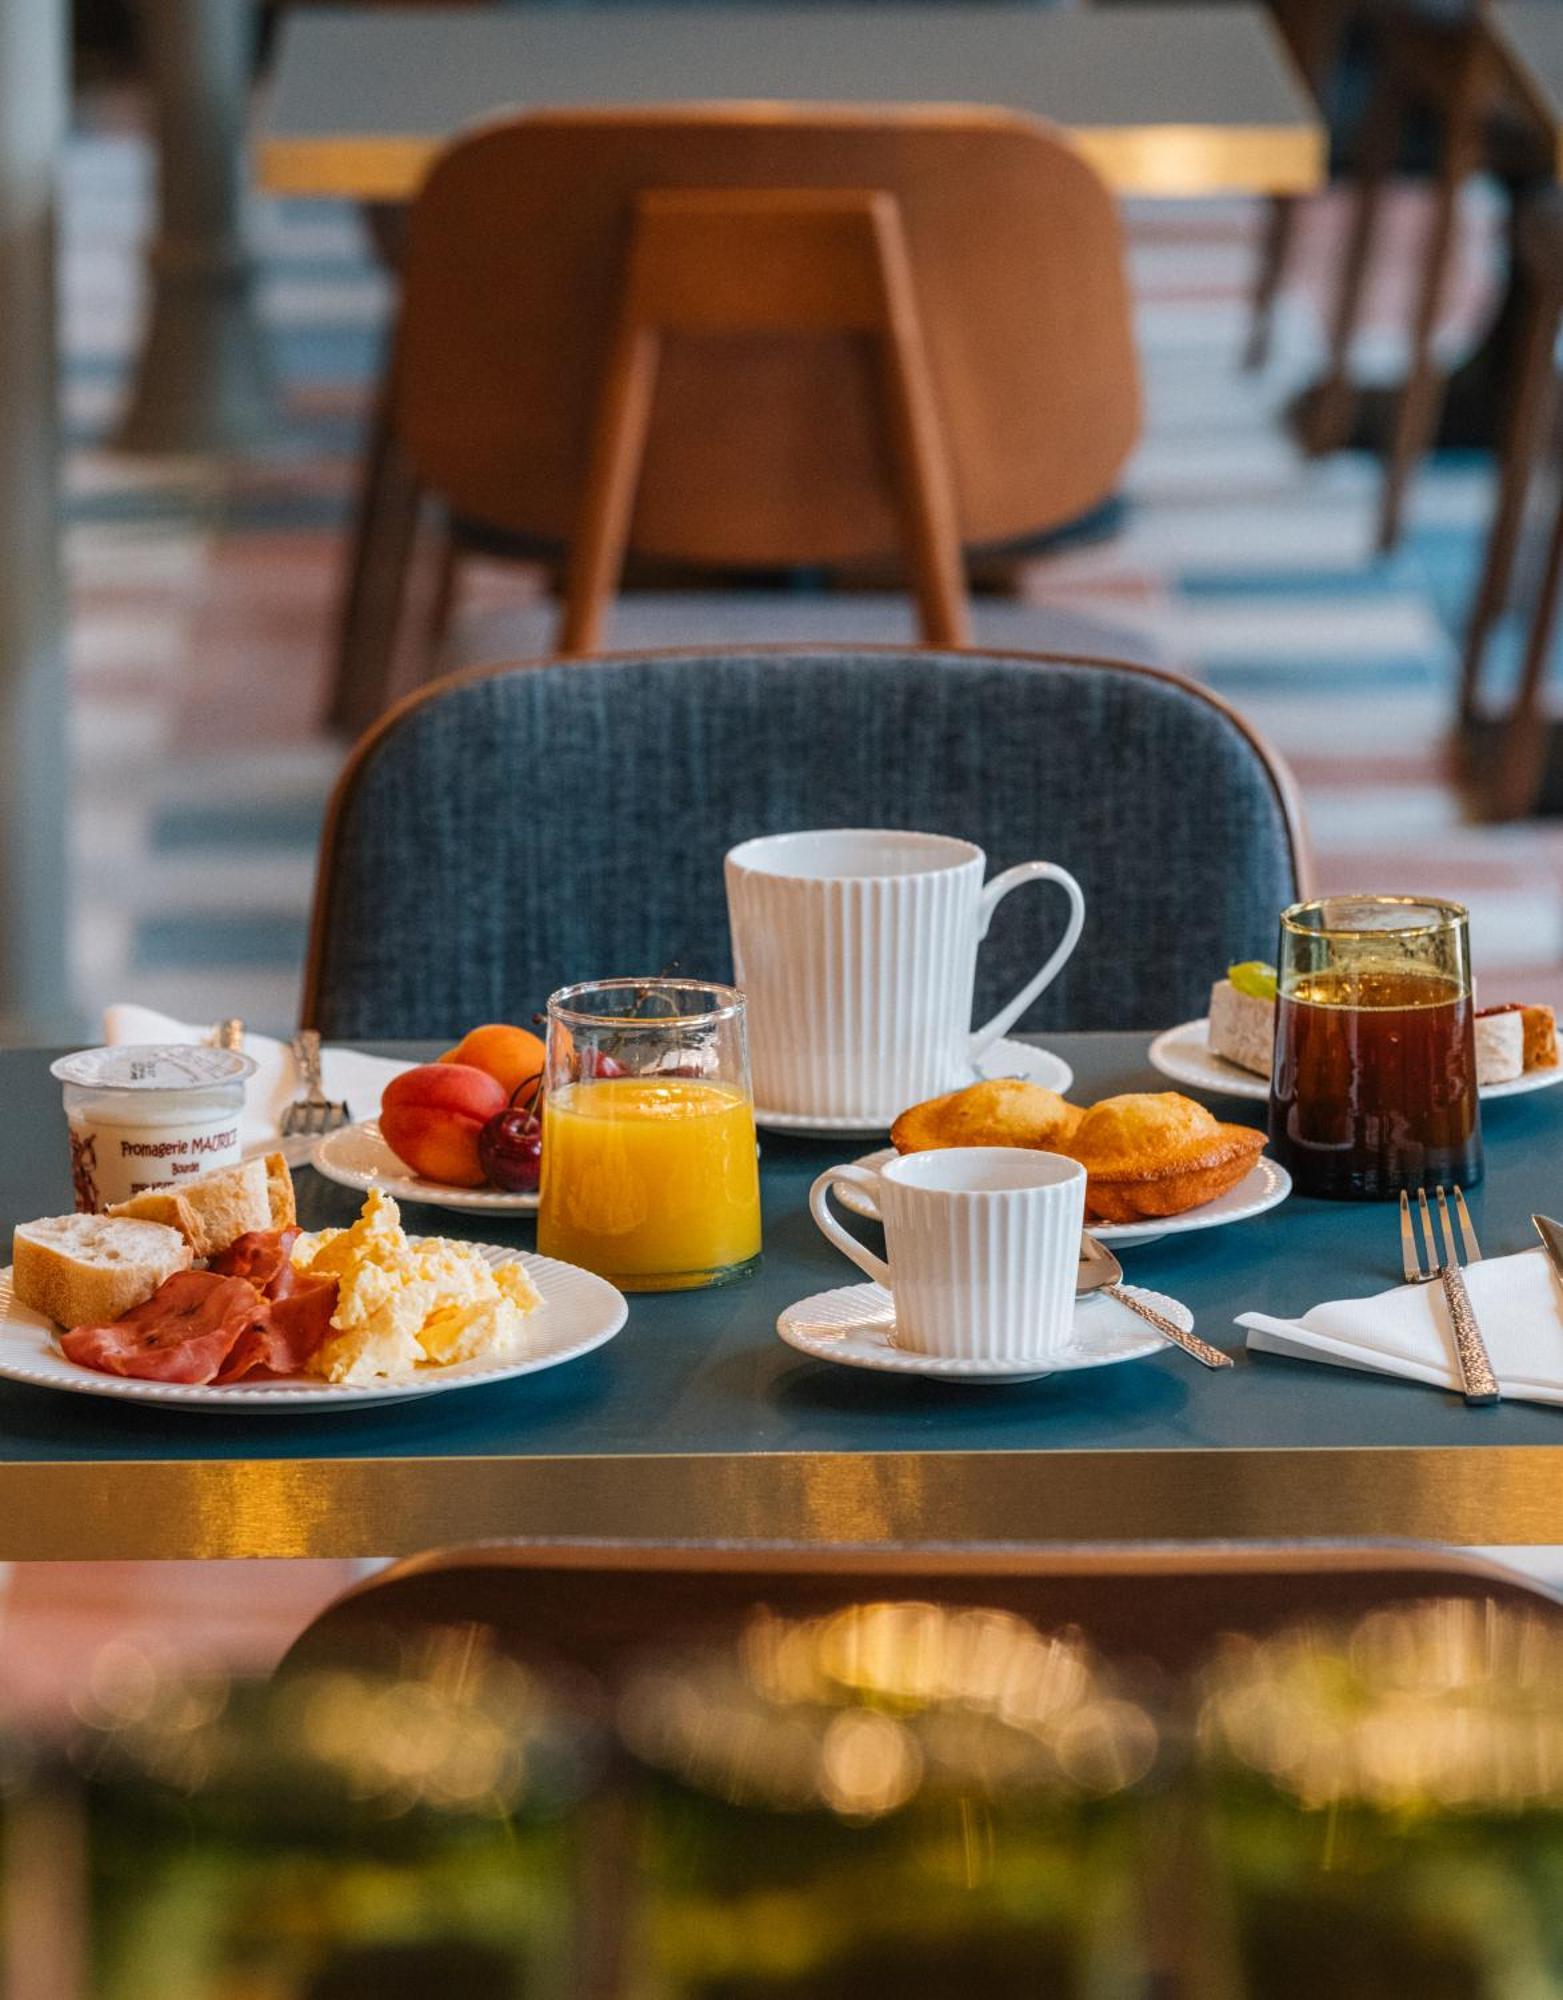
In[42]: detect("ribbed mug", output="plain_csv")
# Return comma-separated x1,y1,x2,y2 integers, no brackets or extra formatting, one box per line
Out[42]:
725,829,1085,1122
809,1147,1086,1362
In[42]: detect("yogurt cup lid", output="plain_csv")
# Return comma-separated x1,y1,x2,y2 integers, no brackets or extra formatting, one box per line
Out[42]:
50,1044,258,1091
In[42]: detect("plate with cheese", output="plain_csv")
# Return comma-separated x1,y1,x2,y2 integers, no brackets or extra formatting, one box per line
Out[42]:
0,1162,625,1412
1150,966,1563,1105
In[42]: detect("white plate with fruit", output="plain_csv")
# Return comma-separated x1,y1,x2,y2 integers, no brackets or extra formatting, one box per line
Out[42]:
1151,964,1563,1105
313,1022,548,1211
314,1119,540,1213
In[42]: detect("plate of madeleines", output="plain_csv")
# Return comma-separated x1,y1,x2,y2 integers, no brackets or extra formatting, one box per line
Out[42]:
833,1078,1290,1246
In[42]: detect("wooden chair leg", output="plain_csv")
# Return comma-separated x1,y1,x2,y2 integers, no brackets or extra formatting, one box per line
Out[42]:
326,411,424,738
557,325,660,658
870,205,970,647
1459,271,1561,729
1307,57,1404,456
1376,67,1485,554
1244,195,1296,373
420,519,463,682
1488,479,1563,819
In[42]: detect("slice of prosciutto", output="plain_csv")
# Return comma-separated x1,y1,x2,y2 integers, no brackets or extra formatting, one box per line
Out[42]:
209,1227,301,1294
215,1276,338,1384
61,1272,272,1384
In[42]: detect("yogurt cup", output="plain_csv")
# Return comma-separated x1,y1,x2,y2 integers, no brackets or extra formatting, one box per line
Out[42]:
51,1045,258,1211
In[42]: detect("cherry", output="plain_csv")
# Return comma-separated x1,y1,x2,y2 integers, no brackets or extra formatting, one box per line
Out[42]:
479,1114,542,1193
586,1052,628,1079
479,1073,545,1193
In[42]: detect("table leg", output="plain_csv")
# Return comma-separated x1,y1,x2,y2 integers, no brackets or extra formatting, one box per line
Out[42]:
0,0,73,1040
111,0,276,455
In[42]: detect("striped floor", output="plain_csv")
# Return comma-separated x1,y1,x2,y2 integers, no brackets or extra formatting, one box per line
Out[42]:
60,112,1563,1031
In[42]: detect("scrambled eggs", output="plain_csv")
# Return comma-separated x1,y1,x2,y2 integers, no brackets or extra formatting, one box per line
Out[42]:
292,1189,541,1386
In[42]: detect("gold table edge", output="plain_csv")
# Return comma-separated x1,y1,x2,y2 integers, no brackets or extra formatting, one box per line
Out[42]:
256,122,1324,203
10,1444,1563,1559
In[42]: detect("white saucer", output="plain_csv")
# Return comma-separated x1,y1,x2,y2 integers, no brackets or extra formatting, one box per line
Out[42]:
312,1119,539,1213
832,1150,1290,1247
776,1281,1190,1382
752,1039,1073,1139
1149,1017,1563,1105
0,1243,624,1412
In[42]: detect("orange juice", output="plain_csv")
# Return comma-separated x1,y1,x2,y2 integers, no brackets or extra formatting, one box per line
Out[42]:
537,1077,762,1290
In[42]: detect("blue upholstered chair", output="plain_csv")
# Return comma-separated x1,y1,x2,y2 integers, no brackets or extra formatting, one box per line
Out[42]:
303,648,1307,1038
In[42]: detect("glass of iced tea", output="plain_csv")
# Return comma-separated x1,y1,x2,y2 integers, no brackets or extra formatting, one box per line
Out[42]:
537,979,762,1290
1268,896,1482,1200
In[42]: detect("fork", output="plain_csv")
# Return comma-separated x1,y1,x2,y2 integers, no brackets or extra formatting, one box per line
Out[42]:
1400,1184,1498,1406
281,1029,352,1140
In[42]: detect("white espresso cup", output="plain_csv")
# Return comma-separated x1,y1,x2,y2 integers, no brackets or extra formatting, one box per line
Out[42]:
809,1148,1087,1363
725,829,1086,1121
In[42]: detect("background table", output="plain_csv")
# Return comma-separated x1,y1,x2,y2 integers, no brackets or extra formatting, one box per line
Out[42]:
257,3,1324,202
3,1034,1563,1559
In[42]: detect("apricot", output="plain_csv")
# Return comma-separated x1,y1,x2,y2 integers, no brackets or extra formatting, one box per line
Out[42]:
380,1063,507,1187
439,1023,547,1096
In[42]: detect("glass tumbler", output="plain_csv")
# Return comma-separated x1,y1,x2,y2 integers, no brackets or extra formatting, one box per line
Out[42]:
537,979,762,1290
1268,896,1482,1200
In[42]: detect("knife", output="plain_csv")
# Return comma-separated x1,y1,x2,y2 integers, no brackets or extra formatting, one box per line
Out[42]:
1532,1213,1563,1290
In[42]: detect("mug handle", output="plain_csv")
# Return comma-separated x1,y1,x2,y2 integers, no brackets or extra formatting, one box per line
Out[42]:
809,1167,892,1288
970,861,1086,1058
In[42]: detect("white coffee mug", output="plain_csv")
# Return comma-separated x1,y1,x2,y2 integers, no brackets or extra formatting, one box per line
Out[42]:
725,829,1086,1121
809,1147,1087,1363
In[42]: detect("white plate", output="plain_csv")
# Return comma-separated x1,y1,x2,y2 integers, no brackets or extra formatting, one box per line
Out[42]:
1149,1017,1563,1105
312,1119,539,1213
777,1281,1189,1382
0,1243,625,1412
831,1149,1290,1246
752,1039,1074,1139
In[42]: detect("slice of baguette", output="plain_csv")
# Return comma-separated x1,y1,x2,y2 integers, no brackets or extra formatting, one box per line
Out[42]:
262,1152,297,1230
108,1156,273,1260
11,1214,192,1329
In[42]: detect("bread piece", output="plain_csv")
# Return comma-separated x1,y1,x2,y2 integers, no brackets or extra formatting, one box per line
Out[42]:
1066,1091,1268,1224
109,1156,272,1260
892,1079,1082,1155
1207,978,1275,1078
1522,1004,1558,1070
11,1214,192,1329
263,1152,297,1230
1474,1008,1525,1087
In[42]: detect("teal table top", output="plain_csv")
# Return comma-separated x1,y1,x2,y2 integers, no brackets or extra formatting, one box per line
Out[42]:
4,1035,1563,1557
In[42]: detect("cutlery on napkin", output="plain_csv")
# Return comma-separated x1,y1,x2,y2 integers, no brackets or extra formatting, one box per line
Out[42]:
1239,1249,1563,1406
103,1005,412,1162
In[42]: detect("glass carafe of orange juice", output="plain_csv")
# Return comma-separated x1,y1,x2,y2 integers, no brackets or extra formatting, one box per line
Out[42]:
537,980,762,1291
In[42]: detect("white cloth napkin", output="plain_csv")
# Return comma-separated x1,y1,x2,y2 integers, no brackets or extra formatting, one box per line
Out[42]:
1239,1249,1563,1405
103,1005,413,1160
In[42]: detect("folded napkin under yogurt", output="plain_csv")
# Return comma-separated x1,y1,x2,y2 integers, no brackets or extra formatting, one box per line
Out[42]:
104,1005,412,1160
1240,1249,1563,1405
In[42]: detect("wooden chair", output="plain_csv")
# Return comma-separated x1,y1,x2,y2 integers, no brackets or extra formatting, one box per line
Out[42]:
299,645,1306,1041
327,106,1140,735
1458,189,1563,819
1302,0,1543,554
279,1539,1562,1687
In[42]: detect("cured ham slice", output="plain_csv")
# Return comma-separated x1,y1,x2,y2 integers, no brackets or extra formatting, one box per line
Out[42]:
215,1276,338,1384
61,1272,271,1384
209,1227,301,1294
61,1233,343,1386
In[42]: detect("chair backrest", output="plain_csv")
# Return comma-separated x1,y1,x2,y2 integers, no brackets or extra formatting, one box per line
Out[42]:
393,106,1140,565
280,1540,1562,1685
303,647,1306,1038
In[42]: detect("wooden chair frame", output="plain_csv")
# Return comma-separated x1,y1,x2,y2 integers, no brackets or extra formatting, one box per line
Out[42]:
559,186,968,655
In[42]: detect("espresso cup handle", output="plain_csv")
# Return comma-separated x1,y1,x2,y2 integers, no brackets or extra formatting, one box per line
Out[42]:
970,862,1086,1058
809,1167,893,1288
